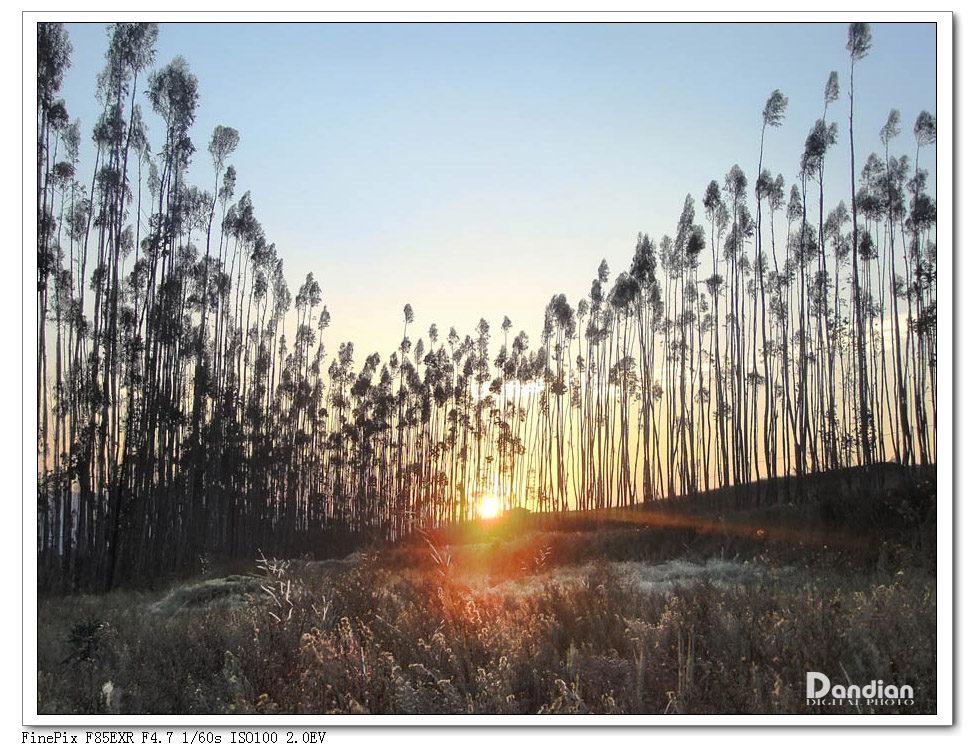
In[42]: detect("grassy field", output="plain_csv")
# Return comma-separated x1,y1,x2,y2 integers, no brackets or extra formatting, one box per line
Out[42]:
36,467,938,715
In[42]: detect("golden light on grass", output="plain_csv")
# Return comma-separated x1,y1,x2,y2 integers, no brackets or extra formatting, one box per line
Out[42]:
478,493,502,520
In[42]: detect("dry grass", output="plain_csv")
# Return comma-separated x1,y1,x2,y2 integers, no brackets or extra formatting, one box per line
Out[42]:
36,515,937,715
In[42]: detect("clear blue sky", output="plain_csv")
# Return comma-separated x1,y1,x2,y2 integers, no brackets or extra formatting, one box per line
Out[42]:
57,21,938,358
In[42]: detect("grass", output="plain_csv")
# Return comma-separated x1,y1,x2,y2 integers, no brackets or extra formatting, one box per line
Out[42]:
36,469,938,716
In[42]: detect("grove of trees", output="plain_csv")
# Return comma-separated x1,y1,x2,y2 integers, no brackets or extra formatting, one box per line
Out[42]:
36,22,937,591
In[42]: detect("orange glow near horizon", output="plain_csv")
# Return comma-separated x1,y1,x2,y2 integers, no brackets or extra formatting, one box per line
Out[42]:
478,493,502,520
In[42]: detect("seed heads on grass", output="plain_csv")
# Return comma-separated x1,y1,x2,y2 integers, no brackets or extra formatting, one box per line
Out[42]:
418,529,452,583
522,544,553,575
257,550,296,623
256,549,290,578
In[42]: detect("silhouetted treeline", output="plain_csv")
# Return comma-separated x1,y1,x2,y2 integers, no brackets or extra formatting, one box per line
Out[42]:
37,23,936,591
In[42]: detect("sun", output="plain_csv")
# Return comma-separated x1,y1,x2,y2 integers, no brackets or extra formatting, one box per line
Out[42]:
478,493,502,519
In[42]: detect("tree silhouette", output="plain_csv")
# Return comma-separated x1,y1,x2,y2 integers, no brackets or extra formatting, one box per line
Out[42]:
36,23,936,592
847,21,874,465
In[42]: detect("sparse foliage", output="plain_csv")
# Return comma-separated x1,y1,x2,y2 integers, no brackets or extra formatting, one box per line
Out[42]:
37,22,935,596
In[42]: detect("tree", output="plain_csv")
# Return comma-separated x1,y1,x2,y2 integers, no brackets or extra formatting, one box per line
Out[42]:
910,110,937,465
755,90,788,481
36,22,72,570
37,22,936,592
847,21,874,465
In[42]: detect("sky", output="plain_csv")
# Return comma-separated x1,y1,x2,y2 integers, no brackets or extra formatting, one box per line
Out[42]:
54,20,939,361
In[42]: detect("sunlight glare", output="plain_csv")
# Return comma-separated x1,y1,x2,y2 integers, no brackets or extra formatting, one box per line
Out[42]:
478,493,502,519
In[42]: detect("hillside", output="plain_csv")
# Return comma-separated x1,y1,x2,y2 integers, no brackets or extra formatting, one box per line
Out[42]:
37,464,937,715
